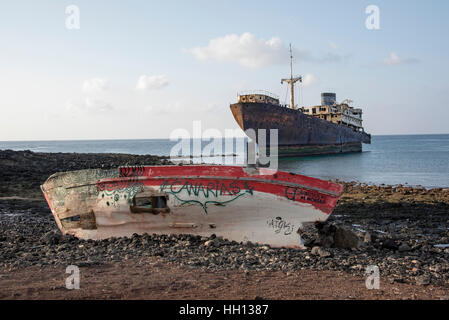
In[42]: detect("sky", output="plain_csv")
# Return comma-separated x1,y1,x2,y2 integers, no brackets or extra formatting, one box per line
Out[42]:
0,0,448,141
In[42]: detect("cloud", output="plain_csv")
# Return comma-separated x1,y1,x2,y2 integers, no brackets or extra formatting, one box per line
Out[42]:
302,74,318,87
66,98,114,113
85,98,114,112
383,52,419,66
189,33,288,68
188,32,349,68
136,75,169,91
82,78,108,93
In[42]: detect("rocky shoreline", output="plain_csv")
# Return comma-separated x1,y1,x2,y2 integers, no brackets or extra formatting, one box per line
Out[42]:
1,150,449,288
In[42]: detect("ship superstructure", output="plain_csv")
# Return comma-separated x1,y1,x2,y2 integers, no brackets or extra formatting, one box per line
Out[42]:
301,93,365,132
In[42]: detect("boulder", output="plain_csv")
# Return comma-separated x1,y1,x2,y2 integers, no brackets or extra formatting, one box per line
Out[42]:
40,230,61,245
382,239,399,250
416,274,431,286
398,243,411,252
334,227,360,249
316,223,361,249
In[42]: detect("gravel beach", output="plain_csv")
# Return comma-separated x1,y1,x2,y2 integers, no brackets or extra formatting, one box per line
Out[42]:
1,150,448,299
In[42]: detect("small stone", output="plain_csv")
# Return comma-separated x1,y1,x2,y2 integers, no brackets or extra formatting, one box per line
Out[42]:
40,230,61,245
318,248,331,258
364,232,372,243
429,265,442,272
398,243,411,252
78,261,92,267
204,240,216,247
415,275,431,286
244,241,255,247
389,277,404,284
62,234,78,243
382,239,398,250
311,246,320,255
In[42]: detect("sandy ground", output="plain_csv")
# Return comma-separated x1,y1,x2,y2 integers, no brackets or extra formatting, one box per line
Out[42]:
1,257,448,300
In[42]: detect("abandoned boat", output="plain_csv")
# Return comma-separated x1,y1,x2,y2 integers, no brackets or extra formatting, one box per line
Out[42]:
41,165,343,248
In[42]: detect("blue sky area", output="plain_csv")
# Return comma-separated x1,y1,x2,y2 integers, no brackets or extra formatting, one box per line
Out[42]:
0,0,448,140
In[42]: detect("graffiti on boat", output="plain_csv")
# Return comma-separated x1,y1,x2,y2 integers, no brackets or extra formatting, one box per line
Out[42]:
95,167,145,207
160,179,254,214
267,217,295,235
285,186,327,204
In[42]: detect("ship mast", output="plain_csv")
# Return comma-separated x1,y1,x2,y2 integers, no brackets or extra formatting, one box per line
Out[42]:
281,44,302,109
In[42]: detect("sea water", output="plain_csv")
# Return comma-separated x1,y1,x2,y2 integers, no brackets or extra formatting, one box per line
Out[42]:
1,134,448,188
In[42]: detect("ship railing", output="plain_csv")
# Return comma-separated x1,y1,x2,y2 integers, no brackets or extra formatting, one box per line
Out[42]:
237,90,279,100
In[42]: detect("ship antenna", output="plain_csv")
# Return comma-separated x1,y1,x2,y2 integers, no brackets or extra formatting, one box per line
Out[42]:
290,44,293,81
281,43,302,109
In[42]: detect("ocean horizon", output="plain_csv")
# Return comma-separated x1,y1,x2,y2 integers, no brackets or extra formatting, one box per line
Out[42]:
1,134,448,188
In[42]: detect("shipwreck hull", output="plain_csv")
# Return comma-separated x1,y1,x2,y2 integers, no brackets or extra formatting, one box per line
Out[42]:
278,142,362,157
230,102,371,157
41,165,343,248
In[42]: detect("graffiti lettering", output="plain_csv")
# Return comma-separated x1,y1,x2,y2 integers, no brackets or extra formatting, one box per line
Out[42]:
160,179,254,214
243,182,254,195
267,217,295,235
96,175,144,207
96,178,141,192
119,166,145,177
160,180,252,198
285,186,326,204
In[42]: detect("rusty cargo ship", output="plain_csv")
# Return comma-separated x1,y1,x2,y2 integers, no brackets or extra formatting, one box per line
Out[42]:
230,45,371,157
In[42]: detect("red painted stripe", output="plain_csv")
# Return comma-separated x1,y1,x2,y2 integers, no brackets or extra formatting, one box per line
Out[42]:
143,178,338,215
100,166,343,215
123,165,343,195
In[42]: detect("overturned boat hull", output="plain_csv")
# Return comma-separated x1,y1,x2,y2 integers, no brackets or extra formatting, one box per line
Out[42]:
41,165,343,248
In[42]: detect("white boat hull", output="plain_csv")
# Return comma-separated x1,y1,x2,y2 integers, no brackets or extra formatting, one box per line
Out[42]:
41,165,343,248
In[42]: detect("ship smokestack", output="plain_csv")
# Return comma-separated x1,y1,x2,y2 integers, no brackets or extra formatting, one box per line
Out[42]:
321,92,336,106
